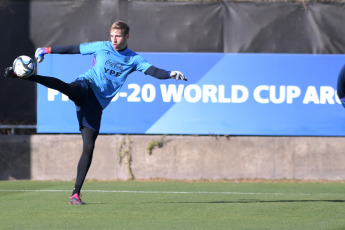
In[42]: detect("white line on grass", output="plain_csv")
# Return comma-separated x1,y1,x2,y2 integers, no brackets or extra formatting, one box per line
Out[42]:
0,189,312,196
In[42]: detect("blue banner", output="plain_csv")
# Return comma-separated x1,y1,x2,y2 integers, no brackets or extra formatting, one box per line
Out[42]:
37,53,345,136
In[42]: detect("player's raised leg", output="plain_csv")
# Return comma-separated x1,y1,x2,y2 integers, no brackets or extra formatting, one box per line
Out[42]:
4,66,85,106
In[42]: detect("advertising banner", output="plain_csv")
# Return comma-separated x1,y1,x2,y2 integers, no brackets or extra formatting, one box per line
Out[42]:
37,53,345,136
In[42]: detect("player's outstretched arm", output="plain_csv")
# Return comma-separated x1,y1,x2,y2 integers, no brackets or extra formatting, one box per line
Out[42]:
35,45,81,63
145,66,187,81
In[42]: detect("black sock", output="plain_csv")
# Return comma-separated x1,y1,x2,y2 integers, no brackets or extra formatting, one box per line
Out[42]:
27,74,83,104
72,186,82,196
28,74,72,96
72,127,99,196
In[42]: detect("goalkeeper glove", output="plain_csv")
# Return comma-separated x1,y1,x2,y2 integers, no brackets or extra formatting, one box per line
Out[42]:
170,71,187,81
35,47,51,63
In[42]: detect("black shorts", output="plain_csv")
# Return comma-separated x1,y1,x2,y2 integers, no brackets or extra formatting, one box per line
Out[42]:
72,79,103,132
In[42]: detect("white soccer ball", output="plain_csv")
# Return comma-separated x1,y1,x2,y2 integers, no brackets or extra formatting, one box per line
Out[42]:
13,55,35,78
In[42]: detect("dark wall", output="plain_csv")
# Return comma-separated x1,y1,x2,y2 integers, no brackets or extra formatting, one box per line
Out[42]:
0,1,35,121
223,2,345,53
1,0,345,122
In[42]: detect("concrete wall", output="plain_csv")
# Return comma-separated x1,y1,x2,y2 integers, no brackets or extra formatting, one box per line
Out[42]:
1,135,345,181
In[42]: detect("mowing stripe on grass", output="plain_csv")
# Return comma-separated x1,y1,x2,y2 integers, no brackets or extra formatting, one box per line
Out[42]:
0,189,313,196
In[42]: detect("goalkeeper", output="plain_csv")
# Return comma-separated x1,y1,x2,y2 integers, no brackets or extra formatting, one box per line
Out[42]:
4,21,187,205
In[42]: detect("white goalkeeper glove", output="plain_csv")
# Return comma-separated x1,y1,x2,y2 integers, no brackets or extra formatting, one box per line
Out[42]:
35,47,51,63
170,71,187,81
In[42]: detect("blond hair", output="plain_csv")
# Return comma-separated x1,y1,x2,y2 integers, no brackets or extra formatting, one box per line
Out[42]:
110,21,130,35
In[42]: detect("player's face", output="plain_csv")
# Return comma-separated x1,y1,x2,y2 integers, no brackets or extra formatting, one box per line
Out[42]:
110,29,129,51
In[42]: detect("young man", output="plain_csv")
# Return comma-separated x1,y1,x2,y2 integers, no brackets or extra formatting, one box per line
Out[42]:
4,21,187,205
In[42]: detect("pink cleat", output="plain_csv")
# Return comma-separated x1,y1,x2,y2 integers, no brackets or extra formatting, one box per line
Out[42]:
69,193,86,205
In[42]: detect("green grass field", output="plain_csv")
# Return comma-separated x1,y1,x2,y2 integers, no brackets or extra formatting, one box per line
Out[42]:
1,180,345,230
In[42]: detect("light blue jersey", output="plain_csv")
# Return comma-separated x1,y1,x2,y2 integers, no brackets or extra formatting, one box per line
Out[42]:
79,41,152,108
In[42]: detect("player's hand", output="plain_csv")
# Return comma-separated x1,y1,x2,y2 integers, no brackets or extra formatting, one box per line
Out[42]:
35,47,51,63
170,71,187,81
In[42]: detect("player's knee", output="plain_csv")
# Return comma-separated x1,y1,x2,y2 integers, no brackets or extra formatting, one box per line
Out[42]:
69,82,84,105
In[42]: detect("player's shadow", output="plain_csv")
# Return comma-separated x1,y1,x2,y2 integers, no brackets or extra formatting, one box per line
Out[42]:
165,199,345,204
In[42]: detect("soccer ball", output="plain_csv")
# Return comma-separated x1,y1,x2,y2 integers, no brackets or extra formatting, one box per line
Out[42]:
13,55,35,78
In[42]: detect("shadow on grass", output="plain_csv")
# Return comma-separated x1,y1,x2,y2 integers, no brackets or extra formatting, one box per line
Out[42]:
162,199,345,204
